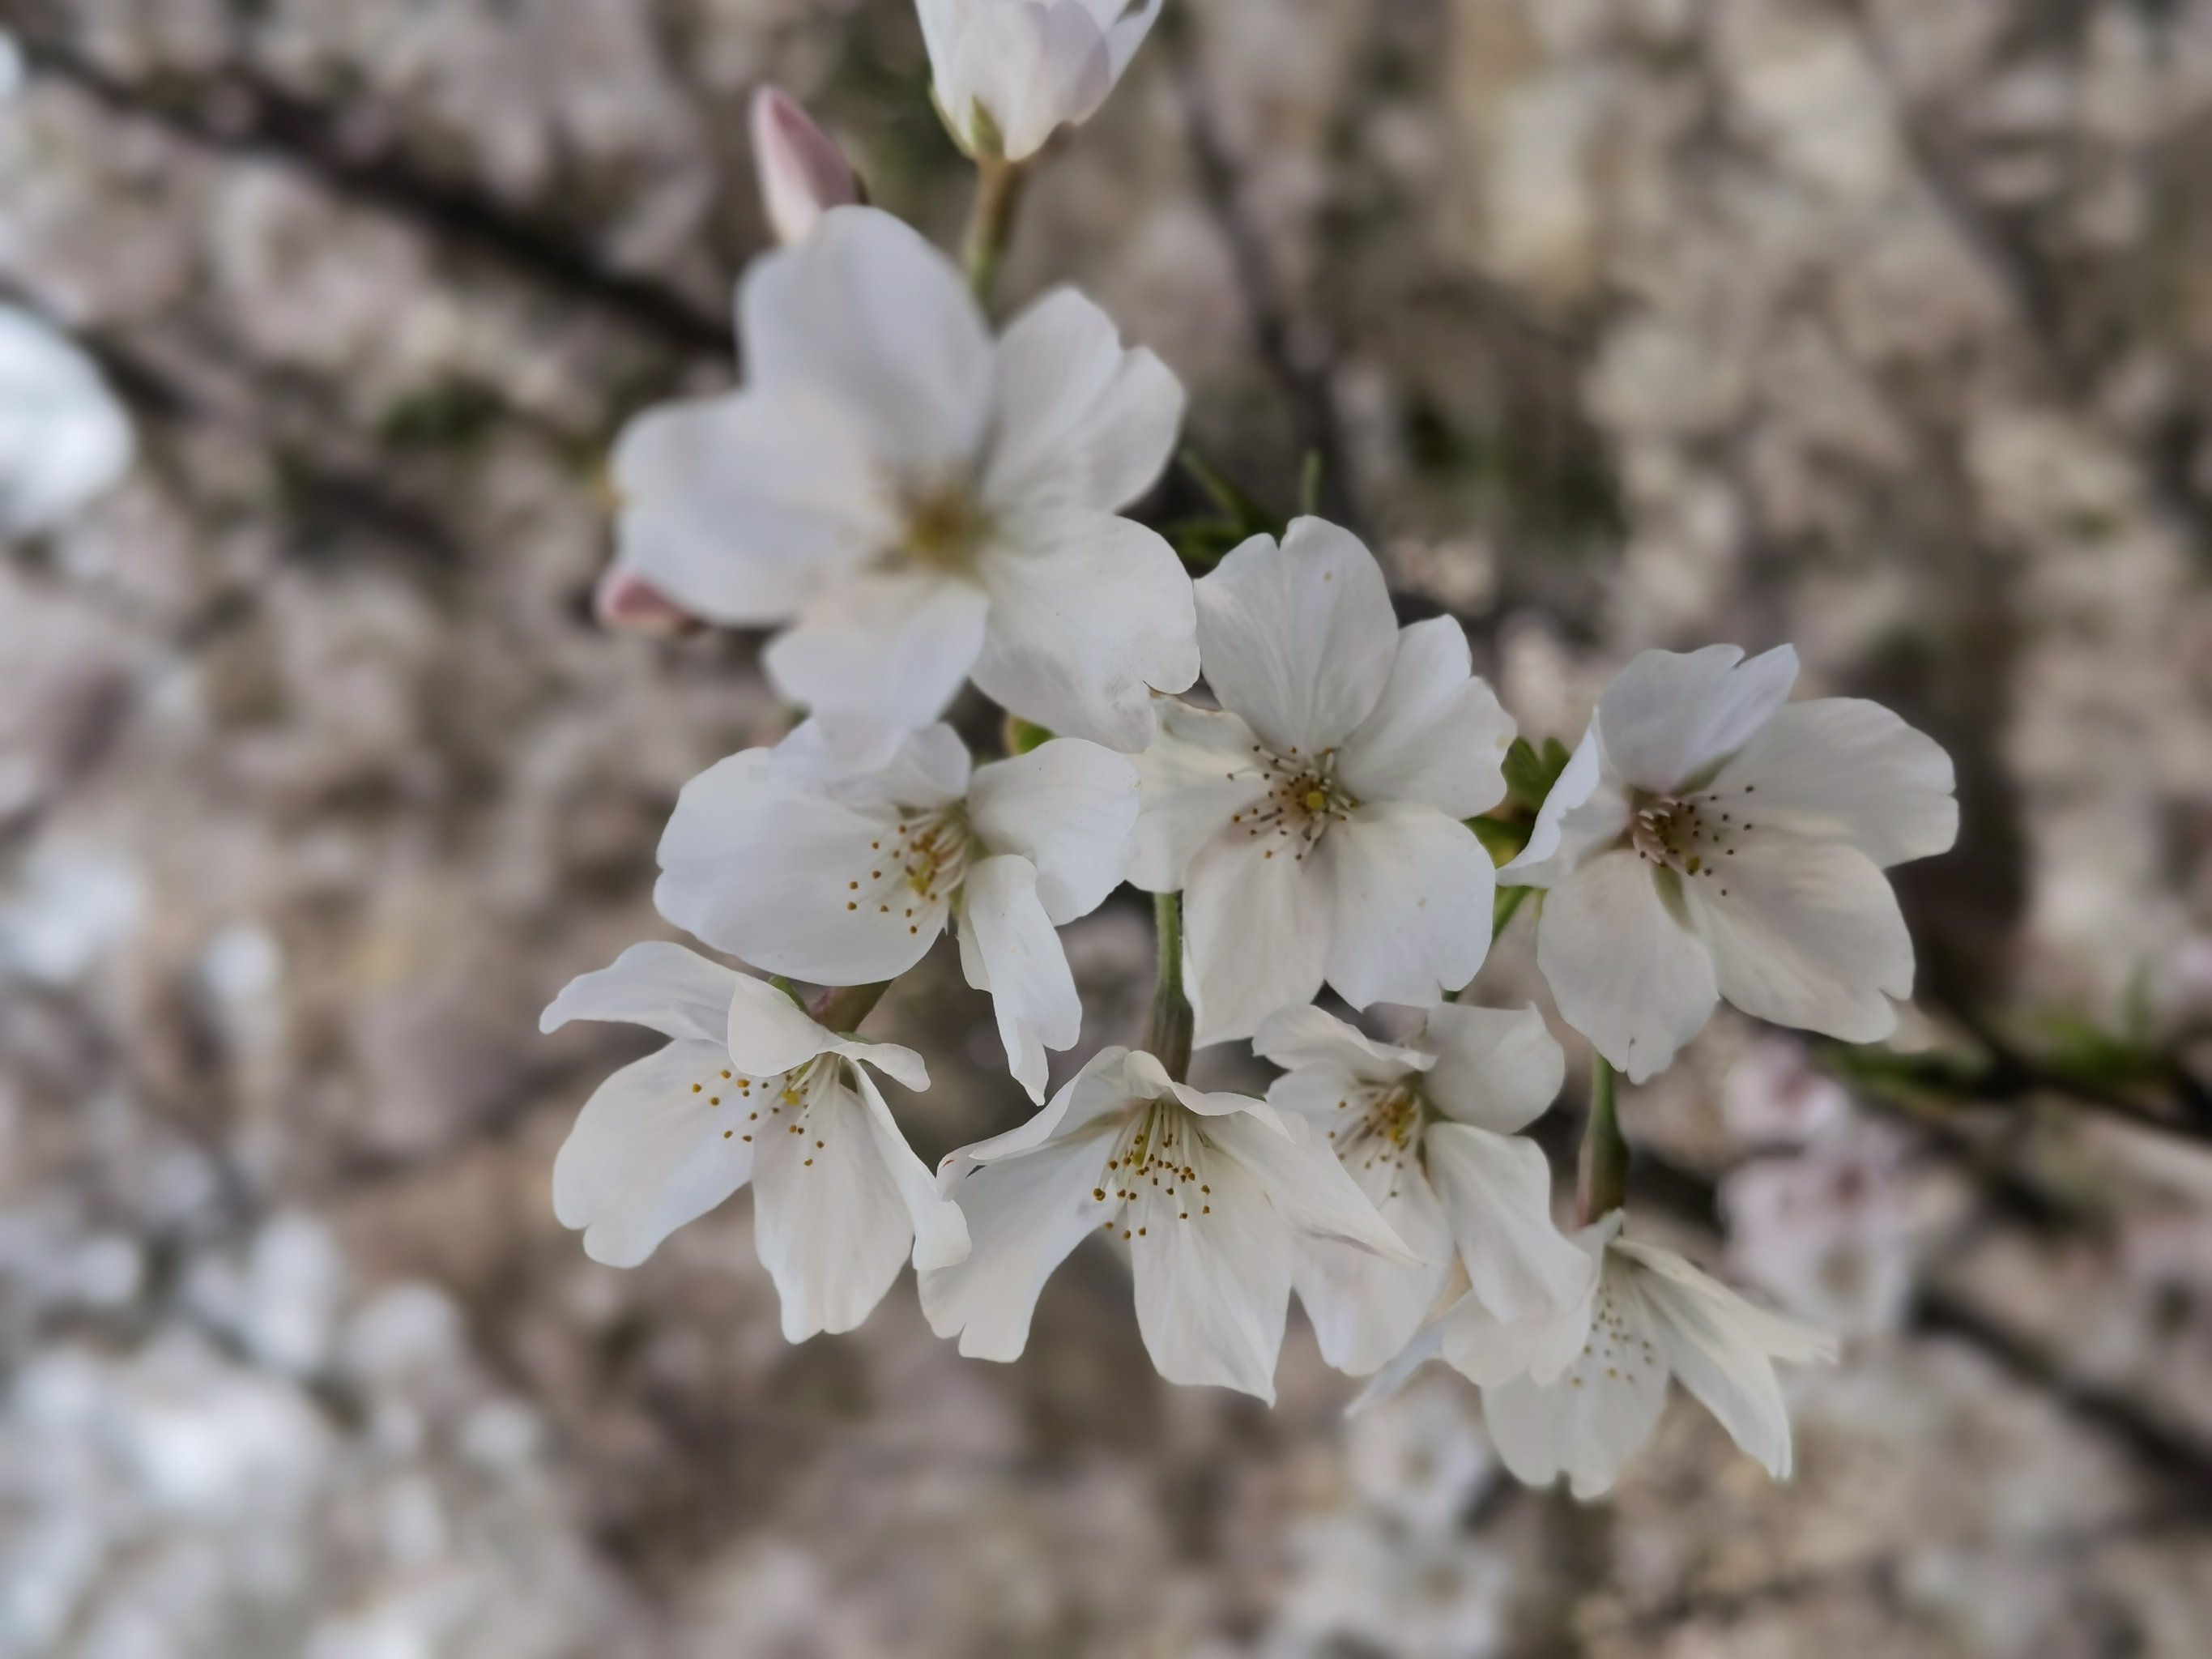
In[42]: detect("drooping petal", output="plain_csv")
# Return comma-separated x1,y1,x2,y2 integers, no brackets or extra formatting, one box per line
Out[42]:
968,738,1140,923
919,1119,1117,1359
654,748,947,984
1615,1238,1835,1479
1418,1002,1565,1134
1183,829,1332,1046
945,1043,1138,1179
539,940,741,1046
1480,1255,1669,1499
751,1067,926,1340
1536,851,1719,1084
1291,1167,1454,1375
1203,1108,1424,1263
1337,618,1515,817
612,389,892,625
1710,698,1958,869
1194,518,1398,755
1323,802,1494,1011
550,1040,759,1268
1127,699,1268,893
1423,1124,1592,1321
739,206,994,476
1129,1149,1292,1401
722,973,842,1080
763,569,991,742
971,506,1199,751
1594,644,1799,795
1253,1003,1430,1093
850,1065,970,1271
1502,727,1630,889
959,854,1082,1102
1681,831,1914,1043
982,288,1184,514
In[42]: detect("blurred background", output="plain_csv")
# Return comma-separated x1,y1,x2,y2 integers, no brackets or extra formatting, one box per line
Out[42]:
2,0,2210,1653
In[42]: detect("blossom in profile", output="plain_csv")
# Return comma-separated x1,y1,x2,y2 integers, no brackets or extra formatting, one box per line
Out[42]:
920,1045,1418,1400
1131,518,1515,1043
1253,1001,1589,1375
610,206,1195,756
1505,646,1958,1082
918,0,1164,162
657,722,1136,1101
1362,1213,1835,1499
0,305,134,539
541,942,969,1341
750,86,862,245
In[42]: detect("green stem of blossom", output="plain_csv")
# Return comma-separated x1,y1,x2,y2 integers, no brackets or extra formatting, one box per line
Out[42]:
1149,891,1196,1083
962,156,1027,305
1576,1055,1627,1225
811,979,893,1034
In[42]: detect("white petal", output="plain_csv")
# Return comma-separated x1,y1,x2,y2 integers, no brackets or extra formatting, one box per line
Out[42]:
1337,618,1515,816
1194,518,1397,754
1683,832,1914,1043
1594,644,1799,795
919,1119,1117,1359
0,305,134,538
1418,1002,1564,1134
1536,851,1718,1084
1253,1002,1429,1088
945,0,1112,160
1615,1238,1835,1479
1481,1254,1668,1499
1710,697,1958,869
612,390,889,625
968,739,1140,923
1099,0,1164,78
971,507,1199,750
1502,727,1629,889
944,1043,1136,1179
1423,1124,1591,1321
551,1040,758,1268
654,748,945,983
722,974,841,1079
751,1068,921,1340
1292,1170,1454,1375
960,854,1082,1103
1129,1149,1292,1401
816,721,974,812
1204,1108,1425,1264
1323,803,1495,1011
1183,829,1332,1046
1127,699,1268,893
983,288,1184,514
739,206,992,476
764,569,991,740
850,1065,970,1271
539,940,739,1044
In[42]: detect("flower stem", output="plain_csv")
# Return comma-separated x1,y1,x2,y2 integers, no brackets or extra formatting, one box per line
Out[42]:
811,980,892,1034
962,156,1027,307
1576,1056,1628,1225
1149,891,1195,1082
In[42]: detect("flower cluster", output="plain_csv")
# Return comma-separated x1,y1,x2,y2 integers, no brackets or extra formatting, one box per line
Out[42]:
547,22,1958,1500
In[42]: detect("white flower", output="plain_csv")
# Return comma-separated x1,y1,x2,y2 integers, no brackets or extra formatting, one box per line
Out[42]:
657,721,1136,1102
1506,645,1958,1083
1252,1001,1591,1375
918,0,1163,162
540,941,970,1341
1362,1214,1835,1500
611,206,1196,754
0,305,134,539
1131,518,1516,1043
750,87,862,245
918,1046,1419,1401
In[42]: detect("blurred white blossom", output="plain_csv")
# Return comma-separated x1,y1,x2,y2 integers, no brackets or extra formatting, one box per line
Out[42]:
918,0,1164,161
0,305,133,539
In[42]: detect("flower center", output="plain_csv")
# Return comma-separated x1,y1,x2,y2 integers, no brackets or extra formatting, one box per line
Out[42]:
1626,786,1762,900
896,480,991,576
1227,744,1361,863
1093,1101,1217,1239
684,1060,765,1147
770,1055,846,1169
1326,1081,1426,1199
837,806,977,936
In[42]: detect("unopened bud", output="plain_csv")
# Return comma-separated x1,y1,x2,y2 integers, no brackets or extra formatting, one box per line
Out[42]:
750,87,862,246
593,566,700,636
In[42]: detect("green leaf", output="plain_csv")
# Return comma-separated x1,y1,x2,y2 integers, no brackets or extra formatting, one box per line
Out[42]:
1004,714,1055,755
1502,735,1574,812
1468,815,1528,863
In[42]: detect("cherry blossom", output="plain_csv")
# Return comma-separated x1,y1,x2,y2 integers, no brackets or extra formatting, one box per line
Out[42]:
918,0,1164,161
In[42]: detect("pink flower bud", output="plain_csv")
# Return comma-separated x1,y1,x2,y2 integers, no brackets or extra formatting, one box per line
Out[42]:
750,87,861,245
592,566,700,636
